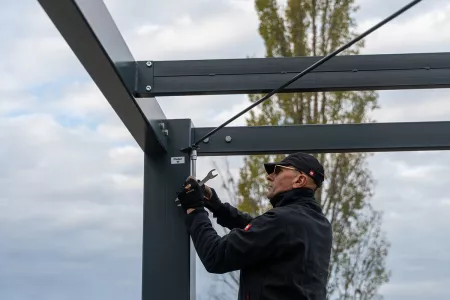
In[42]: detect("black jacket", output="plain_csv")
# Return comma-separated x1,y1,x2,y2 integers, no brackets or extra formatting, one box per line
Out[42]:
185,188,332,300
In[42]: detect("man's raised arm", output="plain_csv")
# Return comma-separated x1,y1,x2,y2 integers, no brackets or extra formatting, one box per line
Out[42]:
203,186,254,230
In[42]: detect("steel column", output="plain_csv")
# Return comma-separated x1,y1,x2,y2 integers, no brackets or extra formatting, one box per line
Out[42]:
142,119,194,300
35,1,450,300
193,121,450,155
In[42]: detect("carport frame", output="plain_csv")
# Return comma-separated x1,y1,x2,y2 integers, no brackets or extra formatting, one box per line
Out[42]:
37,0,447,299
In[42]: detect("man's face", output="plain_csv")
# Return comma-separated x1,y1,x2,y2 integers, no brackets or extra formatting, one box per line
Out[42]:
266,165,304,199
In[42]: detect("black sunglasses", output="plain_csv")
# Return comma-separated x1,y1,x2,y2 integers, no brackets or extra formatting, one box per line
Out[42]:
273,165,298,174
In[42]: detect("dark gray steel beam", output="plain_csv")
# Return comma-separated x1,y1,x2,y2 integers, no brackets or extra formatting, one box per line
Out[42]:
193,121,450,155
37,0,167,155
135,52,450,97
143,119,194,300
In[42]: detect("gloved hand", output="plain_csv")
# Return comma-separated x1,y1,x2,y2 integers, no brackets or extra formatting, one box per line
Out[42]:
176,176,205,211
201,185,223,213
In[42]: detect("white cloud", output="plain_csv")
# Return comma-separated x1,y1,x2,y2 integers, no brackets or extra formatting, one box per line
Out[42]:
0,112,144,299
105,0,264,60
157,94,251,127
366,151,450,300
2,0,450,299
49,82,114,120
357,2,450,54
381,278,450,300
97,123,134,142
370,89,450,123
0,1,85,88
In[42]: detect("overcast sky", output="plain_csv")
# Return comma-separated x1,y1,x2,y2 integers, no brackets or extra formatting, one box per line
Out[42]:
1,0,450,299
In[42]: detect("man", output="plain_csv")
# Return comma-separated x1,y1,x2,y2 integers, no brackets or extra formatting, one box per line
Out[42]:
176,152,333,300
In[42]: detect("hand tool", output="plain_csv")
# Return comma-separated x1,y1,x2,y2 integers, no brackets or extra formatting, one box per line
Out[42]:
198,169,218,186
175,169,218,205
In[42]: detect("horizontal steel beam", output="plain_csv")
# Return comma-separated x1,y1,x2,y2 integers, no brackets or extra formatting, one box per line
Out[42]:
136,52,450,97
193,121,450,155
38,0,168,155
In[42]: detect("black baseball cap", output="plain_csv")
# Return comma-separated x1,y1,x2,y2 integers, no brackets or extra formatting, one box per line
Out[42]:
264,152,325,187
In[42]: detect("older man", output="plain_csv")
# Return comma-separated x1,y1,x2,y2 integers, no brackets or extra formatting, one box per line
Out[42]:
176,152,332,300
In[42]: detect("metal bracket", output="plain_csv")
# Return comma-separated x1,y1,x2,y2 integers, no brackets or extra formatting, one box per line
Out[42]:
136,60,155,97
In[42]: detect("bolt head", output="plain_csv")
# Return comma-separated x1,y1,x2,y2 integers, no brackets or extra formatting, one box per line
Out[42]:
146,85,152,91
159,123,165,129
163,129,169,136
225,136,232,143
146,61,152,67
203,138,210,144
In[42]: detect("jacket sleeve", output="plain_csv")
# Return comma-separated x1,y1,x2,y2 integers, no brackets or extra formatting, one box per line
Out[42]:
185,207,287,274
213,202,255,230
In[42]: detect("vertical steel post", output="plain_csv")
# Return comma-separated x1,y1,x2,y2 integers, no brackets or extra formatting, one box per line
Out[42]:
190,148,197,178
189,147,198,300
142,119,195,300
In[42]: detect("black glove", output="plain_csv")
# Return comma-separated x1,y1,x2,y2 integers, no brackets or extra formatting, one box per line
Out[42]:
176,177,205,211
202,186,223,213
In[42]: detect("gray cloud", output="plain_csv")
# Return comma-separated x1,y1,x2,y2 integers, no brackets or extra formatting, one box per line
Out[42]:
355,0,449,23
0,113,144,300
359,150,450,300
371,89,450,123
2,0,450,300
104,0,265,60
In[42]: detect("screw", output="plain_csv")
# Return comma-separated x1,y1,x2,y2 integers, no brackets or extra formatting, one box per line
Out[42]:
146,61,152,67
225,136,232,143
146,85,152,91
203,138,210,144
163,129,169,136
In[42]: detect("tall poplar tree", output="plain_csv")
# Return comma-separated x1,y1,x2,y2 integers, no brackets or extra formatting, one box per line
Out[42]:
213,1,391,299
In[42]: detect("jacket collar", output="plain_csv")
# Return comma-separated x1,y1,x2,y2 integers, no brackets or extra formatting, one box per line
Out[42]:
270,188,322,213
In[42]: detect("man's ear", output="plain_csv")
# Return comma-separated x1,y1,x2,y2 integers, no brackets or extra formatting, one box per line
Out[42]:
292,174,306,188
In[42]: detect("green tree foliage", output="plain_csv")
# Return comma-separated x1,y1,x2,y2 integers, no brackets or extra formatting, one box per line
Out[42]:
212,1,391,299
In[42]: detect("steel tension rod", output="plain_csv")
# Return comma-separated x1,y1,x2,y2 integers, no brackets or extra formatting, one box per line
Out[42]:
181,0,423,157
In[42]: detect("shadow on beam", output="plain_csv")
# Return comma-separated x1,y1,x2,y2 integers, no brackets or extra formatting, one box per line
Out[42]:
193,121,450,155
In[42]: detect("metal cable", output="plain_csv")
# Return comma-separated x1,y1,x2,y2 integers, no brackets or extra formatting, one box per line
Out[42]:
183,0,423,153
